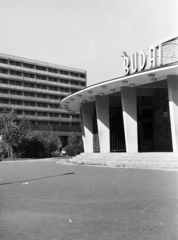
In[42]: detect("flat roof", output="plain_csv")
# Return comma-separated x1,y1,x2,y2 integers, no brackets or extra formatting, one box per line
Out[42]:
0,52,86,73
60,62,178,112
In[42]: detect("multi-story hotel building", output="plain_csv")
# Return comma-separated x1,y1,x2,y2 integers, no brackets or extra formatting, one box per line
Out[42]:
0,53,86,137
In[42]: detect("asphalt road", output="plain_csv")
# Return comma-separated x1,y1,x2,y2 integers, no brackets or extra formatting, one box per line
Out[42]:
0,160,178,240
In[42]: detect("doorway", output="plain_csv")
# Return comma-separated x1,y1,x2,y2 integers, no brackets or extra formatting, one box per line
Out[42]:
110,107,126,152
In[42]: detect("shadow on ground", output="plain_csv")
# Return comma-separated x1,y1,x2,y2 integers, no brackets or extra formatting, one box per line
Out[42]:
0,172,75,186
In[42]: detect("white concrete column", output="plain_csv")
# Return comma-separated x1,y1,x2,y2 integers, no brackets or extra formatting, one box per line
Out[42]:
95,95,110,153
121,87,138,153
80,108,86,152
81,102,94,153
167,75,178,152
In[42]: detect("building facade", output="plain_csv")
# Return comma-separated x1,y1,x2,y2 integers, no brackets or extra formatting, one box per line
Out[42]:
61,34,178,154
0,53,86,137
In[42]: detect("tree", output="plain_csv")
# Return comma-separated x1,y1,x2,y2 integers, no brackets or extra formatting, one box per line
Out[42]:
65,133,83,156
0,109,34,158
68,133,80,146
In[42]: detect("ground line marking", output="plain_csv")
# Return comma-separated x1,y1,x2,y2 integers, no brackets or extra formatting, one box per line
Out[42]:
140,203,154,213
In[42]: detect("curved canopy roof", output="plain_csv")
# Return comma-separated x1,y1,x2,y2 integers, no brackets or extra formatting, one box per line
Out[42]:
60,63,178,113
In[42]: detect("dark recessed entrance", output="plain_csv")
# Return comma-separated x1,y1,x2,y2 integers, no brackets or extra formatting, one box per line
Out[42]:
110,107,126,152
137,106,154,152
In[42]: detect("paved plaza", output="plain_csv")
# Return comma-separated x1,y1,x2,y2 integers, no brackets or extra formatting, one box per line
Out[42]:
0,159,178,240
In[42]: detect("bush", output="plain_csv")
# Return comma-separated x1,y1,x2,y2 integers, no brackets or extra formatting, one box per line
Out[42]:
0,141,8,161
65,143,84,156
64,133,84,156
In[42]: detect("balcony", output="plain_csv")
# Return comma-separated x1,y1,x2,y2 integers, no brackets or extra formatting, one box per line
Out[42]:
59,92,70,96
8,94,24,100
23,77,37,83
48,99,60,104
23,86,37,92
36,79,48,85
0,103,11,109
71,118,81,122
48,89,60,95
36,88,49,94
17,115,37,120
59,73,86,82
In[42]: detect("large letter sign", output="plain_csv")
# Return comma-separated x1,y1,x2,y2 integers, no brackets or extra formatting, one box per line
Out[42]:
123,43,162,76
123,56,130,75
138,51,147,71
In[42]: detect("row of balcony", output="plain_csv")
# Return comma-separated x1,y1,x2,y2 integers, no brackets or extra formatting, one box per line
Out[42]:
0,63,86,82
16,115,80,122
0,73,85,89
0,84,71,96
0,93,61,104
0,103,80,115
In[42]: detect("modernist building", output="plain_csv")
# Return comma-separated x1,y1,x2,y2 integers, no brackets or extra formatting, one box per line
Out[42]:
61,34,178,154
0,53,86,138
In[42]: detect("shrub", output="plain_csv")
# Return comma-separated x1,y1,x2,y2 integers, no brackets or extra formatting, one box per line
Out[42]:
0,141,8,161
65,133,84,156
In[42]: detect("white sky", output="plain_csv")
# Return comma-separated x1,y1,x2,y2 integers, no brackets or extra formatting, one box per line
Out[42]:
0,0,177,85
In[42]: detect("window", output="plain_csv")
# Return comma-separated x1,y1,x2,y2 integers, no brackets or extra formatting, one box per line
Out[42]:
10,70,22,76
24,92,36,97
49,113,59,117
49,86,58,91
48,68,58,73
37,103,48,108
37,112,48,116
0,89,9,94
37,93,47,98
71,89,79,93
61,122,70,126
37,75,47,80
10,80,22,86
80,74,85,78
16,81,22,86
16,91,22,95
49,95,59,100
10,81,16,86
72,123,80,127
36,65,47,71
0,79,8,84
71,81,79,85
24,73,35,78
0,58,8,64
24,102,36,107
25,111,36,116
10,60,22,67
11,100,22,105
24,82,35,88
60,70,69,75
60,79,69,84
48,77,58,82
70,72,79,77
16,110,23,115
0,99,9,104
0,68,8,74
72,114,80,119
49,104,59,108
23,63,35,69
60,87,70,92
61,114,70,118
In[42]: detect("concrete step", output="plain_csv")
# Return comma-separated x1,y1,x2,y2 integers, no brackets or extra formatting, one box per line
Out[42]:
70,152,178,170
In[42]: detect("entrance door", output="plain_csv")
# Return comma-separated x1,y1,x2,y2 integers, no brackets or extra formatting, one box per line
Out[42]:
110,107,126,152
138,107,154,152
